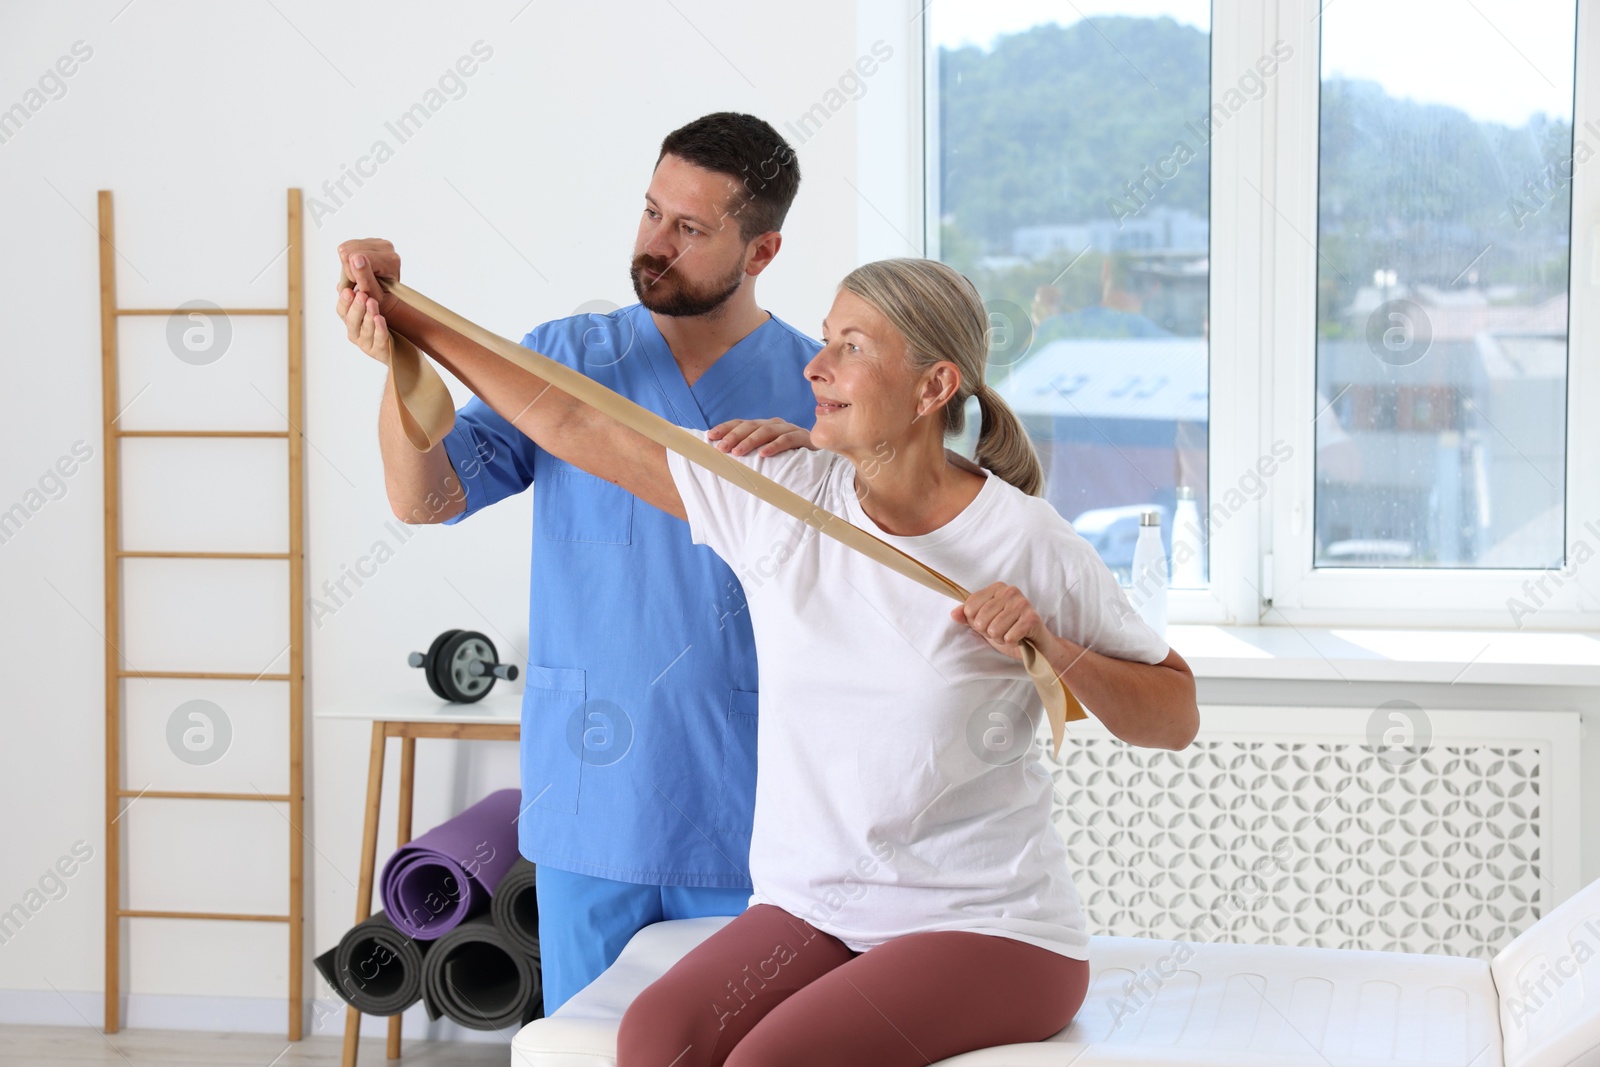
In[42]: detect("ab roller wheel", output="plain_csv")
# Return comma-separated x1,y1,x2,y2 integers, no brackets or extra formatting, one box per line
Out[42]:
408,629,519,703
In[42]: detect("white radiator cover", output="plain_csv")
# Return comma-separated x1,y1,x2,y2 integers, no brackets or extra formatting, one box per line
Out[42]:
1040,705,1583,959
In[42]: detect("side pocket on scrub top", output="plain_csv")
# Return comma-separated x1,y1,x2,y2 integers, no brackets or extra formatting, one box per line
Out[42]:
521,665,585,814
715,689,760,834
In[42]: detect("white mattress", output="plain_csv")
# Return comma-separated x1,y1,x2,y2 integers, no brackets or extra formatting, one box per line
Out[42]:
510,918,1504,1067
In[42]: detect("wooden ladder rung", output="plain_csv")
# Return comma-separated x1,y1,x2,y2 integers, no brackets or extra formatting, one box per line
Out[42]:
118,909,291,923
118,550,292,560
117,308,288,316
115,429,290,438
117,670,294,681
116,789,291,802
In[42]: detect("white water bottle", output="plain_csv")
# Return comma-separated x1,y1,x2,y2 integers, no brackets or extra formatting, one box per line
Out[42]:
1170,486,1205,588
1130,509,1169,639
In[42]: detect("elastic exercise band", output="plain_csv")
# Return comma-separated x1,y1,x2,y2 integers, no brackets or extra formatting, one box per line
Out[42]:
338,269,1086,754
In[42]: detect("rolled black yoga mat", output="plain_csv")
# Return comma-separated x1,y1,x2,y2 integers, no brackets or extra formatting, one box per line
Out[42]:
488,857,540,959
314,911,430,1016
421,913,542,1030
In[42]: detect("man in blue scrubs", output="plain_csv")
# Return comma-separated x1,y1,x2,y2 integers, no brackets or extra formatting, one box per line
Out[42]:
337,113,820,1012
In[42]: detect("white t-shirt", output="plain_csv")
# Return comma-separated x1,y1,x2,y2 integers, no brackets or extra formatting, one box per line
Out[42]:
665,431,1170,960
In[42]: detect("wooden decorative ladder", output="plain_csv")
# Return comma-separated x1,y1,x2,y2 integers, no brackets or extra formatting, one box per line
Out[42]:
97,188,307,1039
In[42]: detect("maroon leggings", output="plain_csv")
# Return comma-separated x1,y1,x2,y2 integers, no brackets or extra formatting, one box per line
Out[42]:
616,904,1089,1067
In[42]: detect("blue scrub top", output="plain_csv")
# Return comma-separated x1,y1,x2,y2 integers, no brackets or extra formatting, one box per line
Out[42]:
440,303,820,888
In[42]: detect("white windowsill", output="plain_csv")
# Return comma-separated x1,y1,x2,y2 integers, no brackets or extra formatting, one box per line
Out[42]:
1172,624,1600,686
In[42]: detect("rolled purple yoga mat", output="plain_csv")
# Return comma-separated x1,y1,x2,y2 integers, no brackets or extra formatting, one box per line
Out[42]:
380,788,521,940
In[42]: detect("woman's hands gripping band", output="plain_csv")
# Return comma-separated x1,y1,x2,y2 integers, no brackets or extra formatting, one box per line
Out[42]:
952,583,1054,663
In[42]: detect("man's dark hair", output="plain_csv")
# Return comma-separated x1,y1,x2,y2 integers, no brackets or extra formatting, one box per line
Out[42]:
657,112,801,241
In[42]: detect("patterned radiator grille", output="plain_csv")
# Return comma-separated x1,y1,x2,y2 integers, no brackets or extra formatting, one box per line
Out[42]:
1043,721,1553,960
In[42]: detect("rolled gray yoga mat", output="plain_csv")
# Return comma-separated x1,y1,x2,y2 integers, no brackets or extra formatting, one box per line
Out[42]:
488,857,540,959
314,911,429,1016
421,913,542,1030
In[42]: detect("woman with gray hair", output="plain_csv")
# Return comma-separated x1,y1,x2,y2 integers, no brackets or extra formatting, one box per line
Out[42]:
345,256,1198,1066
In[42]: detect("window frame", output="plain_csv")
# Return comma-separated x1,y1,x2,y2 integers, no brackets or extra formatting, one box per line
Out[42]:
891,0,1600,629
1265,0,1598,629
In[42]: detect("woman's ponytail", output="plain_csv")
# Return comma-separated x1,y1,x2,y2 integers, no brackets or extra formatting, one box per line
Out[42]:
974,385,1043,496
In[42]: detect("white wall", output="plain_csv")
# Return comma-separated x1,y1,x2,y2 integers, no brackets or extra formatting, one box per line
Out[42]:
0,0,921,1034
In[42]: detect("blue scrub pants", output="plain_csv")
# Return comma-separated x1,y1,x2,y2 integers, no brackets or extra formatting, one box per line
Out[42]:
535,865,751,1015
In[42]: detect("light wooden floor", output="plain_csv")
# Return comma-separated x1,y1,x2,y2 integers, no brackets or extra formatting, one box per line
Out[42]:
0,1026,511,1066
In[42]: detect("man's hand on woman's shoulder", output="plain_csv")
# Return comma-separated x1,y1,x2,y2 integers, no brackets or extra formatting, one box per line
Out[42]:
708,418,815,457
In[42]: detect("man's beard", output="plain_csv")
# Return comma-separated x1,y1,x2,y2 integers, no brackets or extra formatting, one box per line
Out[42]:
631,253,744,317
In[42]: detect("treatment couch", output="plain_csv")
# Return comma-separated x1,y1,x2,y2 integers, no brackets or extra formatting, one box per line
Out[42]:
511,874,1600,1066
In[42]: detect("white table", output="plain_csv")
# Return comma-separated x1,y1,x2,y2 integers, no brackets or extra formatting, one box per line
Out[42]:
317,688,523,1066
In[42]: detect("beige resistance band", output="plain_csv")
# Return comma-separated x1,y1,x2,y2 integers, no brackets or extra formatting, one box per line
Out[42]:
339,271,1087,755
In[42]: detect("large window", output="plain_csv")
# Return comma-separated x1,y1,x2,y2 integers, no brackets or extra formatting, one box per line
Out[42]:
913,0,1596,626
1313,2,1576,569
929,3,1213,587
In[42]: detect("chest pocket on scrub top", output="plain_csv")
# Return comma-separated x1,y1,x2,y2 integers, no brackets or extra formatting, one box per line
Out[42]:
536,464,633,545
